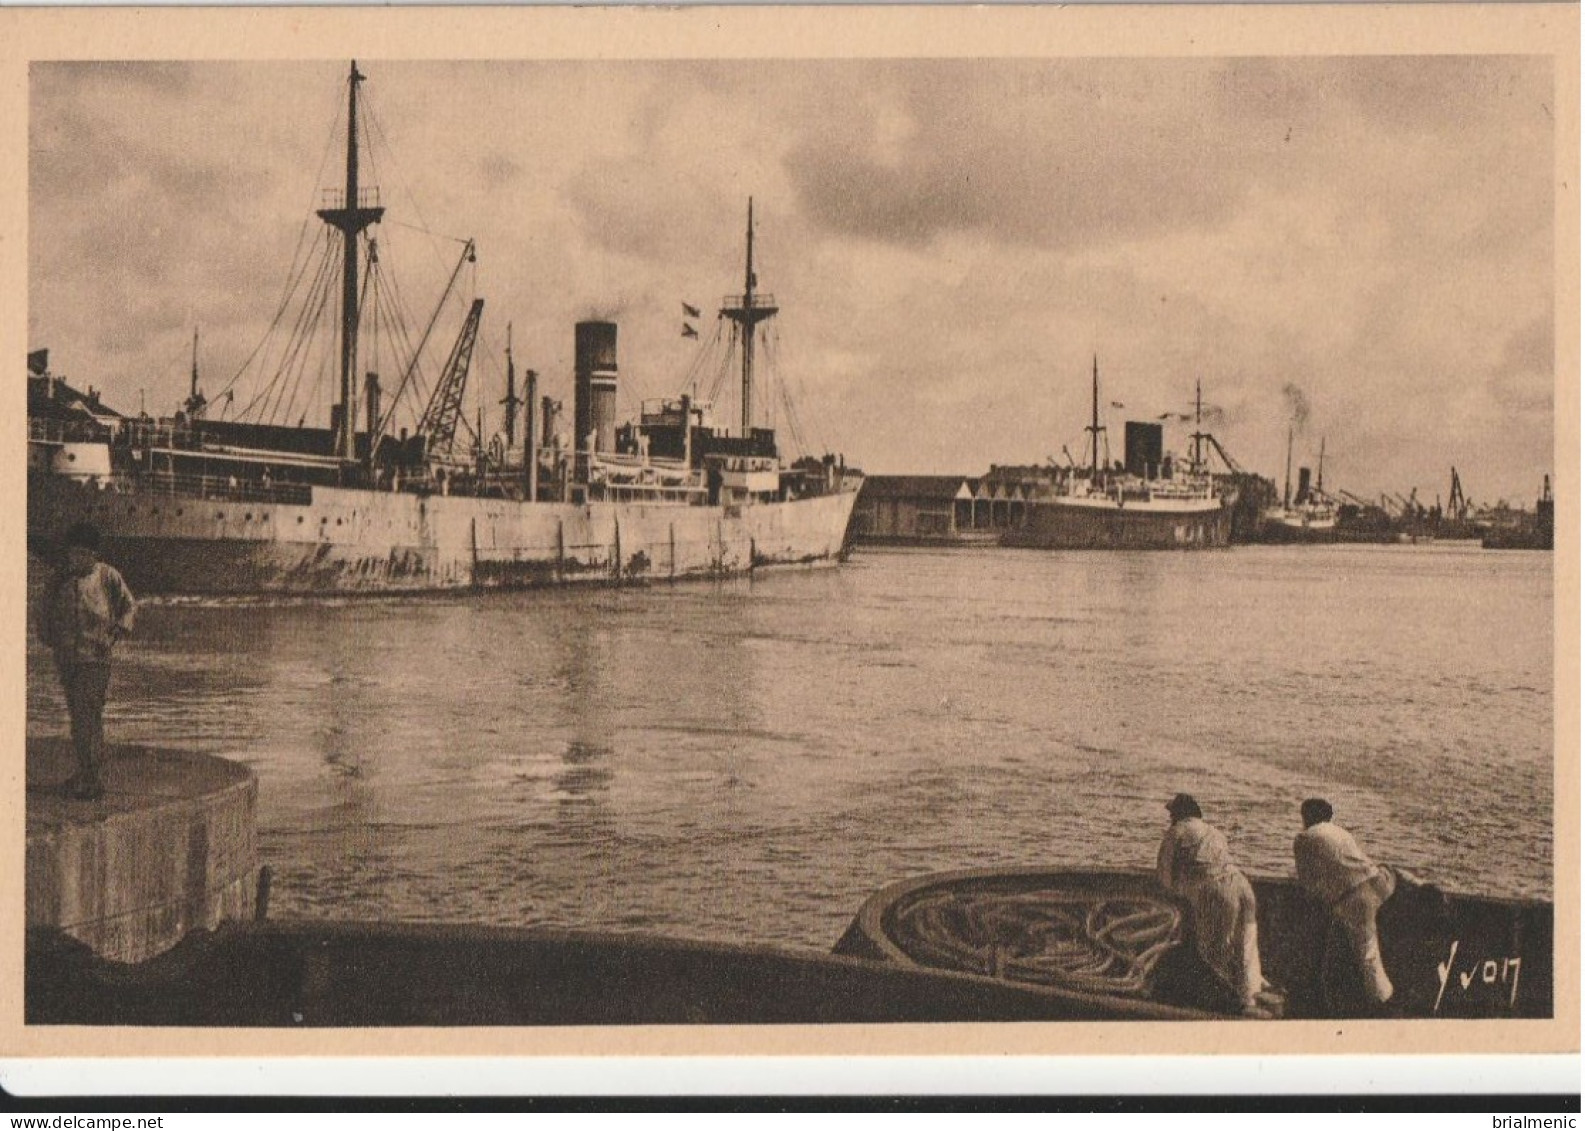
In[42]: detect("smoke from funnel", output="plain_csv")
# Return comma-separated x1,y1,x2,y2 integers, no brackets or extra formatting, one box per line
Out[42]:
1282,382,1311,432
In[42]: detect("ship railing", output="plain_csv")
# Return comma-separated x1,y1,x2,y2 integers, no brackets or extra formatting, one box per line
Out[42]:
589,482,711,504
135,470,313,506
579,452,705,488
640,398,691,417
589,450,651,469
588,471,708,493
29,418,111,445
721,293,778,311
1147,481,1217,501
588,476,709,494
319,187,382,211
117,418,201,452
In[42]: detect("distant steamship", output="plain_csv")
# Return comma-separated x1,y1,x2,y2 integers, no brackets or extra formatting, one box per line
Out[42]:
27,62,860,595
1002,359,1236,551
1258,430,1340,544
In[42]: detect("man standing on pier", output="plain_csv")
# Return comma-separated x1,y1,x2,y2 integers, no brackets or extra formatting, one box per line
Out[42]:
40,522,137,801
1156,793,1269,1017
1293,798,1397,1009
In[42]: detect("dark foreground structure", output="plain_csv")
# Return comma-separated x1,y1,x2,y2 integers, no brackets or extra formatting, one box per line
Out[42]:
27,918,1208,1026
27,868,1549,1025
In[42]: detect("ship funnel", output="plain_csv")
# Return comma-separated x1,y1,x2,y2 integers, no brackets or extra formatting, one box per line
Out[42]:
574,321,618,457
1124,422,1163,480
1295,466,1312,505
364,372,381,439
1537,475,1554,543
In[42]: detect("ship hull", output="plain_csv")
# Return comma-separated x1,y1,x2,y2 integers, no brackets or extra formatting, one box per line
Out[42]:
1482,529,1553,551
1001,498,1231,551
28,471,860,595
1256,520,1339,545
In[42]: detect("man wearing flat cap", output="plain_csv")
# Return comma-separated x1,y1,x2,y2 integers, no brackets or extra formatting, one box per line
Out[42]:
1156,793,1268,1016
39,522,136,801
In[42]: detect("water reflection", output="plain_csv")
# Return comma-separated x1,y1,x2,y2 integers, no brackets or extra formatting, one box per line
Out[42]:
555,740,613,802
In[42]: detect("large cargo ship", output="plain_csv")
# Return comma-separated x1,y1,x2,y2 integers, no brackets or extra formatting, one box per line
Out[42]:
1001,360,1234,551
27,63,860,596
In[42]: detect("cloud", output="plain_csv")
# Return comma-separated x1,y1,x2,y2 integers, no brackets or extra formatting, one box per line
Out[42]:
783,59,1381,255
476,152,523,190
1488,313,1554,416
1335,55,1551,136
27,57,1557,502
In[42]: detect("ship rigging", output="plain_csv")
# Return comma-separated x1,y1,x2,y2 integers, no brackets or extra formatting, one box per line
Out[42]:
199,61,494,492
27,60,862,594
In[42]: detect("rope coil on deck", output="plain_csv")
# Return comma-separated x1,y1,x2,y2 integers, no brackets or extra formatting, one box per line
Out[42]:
889,890,1183,997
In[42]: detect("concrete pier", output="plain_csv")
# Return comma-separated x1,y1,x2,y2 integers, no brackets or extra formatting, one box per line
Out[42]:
26,737,258,964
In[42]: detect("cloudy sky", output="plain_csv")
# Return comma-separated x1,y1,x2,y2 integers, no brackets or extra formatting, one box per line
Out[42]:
30,57,1555,504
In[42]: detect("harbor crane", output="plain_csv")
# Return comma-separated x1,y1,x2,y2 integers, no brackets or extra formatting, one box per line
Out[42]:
417,297,486,463
371,236,480,459
1201,433,1246,476
1448,467,1469,520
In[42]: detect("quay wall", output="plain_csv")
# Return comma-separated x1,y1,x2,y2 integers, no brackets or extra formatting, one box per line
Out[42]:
26,739,258,964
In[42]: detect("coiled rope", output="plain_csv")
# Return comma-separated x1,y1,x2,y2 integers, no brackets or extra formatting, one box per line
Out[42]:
889,890,1183,997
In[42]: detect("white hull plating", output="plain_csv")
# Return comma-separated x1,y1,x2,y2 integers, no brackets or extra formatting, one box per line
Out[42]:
29,473,860,595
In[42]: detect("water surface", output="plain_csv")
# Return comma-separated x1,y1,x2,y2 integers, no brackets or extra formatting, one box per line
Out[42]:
26,542,1553,949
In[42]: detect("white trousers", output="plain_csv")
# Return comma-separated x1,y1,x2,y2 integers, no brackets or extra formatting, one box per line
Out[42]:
1333,869,1397,1003
1188,871,1263,1009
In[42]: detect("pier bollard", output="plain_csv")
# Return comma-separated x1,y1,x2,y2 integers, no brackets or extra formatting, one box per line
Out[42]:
25,737,259,964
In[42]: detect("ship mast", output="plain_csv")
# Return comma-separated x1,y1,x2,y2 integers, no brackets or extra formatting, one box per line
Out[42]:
184,328,206,419
316,61,385,463
1317,436,1326,494
1086,355,1104,480
721,198,778,437
501,323,520,450
1283,425,1294,507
